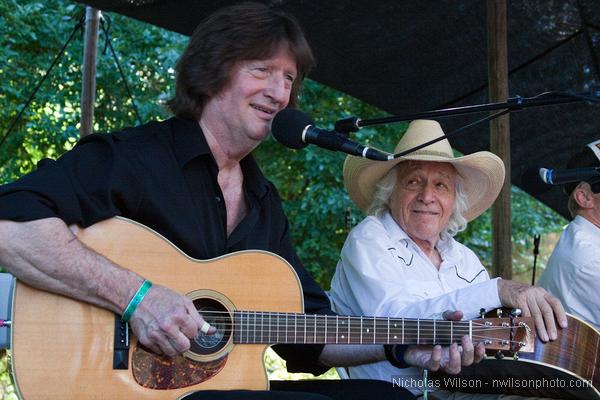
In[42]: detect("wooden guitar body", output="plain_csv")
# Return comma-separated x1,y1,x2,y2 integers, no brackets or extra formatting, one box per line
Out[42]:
8,217,599,399
10,217,303,399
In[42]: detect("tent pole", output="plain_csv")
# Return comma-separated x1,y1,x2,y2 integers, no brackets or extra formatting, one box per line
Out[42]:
80,7,100,138
487,0,512,279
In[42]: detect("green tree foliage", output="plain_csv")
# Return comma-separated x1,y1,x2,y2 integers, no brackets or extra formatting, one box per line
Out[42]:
456,186,566,279
0,1,566,287
0,0,569,393
0,0,185,183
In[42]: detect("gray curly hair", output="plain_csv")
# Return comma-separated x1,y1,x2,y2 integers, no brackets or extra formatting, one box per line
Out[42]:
367,161,468,236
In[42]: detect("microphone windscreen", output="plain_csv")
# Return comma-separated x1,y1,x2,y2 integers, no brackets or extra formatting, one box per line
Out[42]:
271,108,313,149
521,165,550,195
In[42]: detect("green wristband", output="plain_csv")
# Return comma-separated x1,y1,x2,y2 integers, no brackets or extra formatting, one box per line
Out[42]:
121,279,152,322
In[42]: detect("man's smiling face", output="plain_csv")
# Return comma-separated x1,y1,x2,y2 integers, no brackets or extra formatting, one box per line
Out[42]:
389,161,457,246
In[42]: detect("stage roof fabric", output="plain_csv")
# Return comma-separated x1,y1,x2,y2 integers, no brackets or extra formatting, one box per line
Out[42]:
76,0,600,218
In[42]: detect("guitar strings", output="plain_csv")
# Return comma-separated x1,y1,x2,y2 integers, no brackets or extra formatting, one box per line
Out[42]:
198,324,518,331
195,323,523,334
198,317,516,326
195,310,523,327
228,334,528,345
188,310,531,346
192,317,521,329
195,313,528,330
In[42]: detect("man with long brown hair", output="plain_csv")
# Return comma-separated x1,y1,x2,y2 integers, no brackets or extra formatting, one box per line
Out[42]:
0,3,478,399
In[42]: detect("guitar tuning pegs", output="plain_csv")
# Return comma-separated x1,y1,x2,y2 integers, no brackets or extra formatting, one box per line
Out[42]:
480,308,486,318
496,309,503,317
494,350,504,360
510,308,522,317
512,352,519,360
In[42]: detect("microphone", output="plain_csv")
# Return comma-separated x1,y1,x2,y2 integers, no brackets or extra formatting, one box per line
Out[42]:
521,165,600,194
271,109,391,161
540,166,600,185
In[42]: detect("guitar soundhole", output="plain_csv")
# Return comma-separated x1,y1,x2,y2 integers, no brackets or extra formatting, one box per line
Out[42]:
189,298,232,356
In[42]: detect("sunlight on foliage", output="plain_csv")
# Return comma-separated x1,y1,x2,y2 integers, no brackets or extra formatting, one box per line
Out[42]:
1,0,567,286
0,1,568,395
265,348,340,381
0,351,16,400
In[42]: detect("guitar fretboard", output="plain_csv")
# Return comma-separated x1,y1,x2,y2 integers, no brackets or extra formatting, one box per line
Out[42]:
232,311,471,345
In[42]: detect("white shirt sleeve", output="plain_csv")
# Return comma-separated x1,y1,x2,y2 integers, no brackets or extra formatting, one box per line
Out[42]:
391,279,501,319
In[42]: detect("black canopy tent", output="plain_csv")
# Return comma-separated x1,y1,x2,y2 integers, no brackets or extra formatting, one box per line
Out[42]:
74,0,600,220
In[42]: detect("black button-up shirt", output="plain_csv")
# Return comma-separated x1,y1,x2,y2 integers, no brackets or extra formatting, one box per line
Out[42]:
0,117,332,374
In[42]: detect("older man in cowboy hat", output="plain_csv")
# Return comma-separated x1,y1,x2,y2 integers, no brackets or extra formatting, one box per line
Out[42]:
329,120,567,399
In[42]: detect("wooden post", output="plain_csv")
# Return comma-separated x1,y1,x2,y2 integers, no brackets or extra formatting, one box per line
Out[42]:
487,0,512,279
80,7,100,137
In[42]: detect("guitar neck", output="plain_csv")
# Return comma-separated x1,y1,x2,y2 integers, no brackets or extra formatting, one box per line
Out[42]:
232,311,471,345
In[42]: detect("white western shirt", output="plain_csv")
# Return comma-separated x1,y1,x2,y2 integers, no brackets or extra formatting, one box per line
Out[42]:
329,212,501,393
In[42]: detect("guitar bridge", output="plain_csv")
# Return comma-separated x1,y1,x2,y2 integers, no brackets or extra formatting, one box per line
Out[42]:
113,314,130,369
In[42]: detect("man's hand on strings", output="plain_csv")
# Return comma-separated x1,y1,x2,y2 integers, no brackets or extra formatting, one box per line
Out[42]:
402,310,485,374
128,284,215,356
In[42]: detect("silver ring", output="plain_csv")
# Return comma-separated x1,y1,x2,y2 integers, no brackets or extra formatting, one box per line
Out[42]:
200,321,211,334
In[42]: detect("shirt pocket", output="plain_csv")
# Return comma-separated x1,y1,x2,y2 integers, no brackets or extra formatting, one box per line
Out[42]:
402,278,444,301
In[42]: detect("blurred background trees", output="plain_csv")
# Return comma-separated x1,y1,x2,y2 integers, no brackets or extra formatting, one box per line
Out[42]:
0,1,566,395
0,0,567,287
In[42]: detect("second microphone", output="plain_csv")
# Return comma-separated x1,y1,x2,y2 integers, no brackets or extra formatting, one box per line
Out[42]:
271,109,391,161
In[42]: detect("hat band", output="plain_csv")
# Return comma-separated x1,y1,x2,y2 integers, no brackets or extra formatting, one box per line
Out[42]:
404,149,454,159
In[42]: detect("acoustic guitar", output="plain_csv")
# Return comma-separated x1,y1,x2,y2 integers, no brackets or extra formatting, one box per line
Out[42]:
6,217,595,399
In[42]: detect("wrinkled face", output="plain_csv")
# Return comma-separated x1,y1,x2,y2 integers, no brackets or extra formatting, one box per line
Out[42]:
206,45,297,147
389,161,457,245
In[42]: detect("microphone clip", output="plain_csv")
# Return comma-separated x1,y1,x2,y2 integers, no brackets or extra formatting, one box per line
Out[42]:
334,117,361,134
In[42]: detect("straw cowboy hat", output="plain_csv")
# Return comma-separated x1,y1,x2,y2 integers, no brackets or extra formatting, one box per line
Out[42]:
343,119,505,222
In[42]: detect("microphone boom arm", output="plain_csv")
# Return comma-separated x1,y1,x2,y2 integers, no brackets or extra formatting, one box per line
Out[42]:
335,89,600,133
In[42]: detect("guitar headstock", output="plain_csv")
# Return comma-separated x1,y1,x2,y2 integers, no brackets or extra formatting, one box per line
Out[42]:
471,317,535,355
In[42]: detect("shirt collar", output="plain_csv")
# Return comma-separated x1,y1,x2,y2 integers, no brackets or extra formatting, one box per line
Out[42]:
170,117,211,168
574,214,600,233
169,117,269,199
380,211,411,242
241,154,269,199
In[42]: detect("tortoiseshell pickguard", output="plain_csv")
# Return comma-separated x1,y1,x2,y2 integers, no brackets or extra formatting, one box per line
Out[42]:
132,345,227,389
